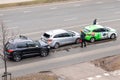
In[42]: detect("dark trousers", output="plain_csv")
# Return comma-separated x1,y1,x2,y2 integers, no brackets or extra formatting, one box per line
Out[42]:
81,39,86,47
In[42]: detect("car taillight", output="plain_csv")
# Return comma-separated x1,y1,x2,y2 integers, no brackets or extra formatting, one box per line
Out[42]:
7,49,14,53
47,39,52,44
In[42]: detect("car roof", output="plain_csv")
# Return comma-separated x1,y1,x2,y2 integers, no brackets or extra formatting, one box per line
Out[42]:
45,29,67,35
85,25,104,31
8,36,33,44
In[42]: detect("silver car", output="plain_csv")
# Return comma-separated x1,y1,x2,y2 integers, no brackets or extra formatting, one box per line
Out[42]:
41,29,80,48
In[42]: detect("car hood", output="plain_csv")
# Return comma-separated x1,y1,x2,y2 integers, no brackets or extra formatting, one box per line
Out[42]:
38,40,49,47
106,27,116,32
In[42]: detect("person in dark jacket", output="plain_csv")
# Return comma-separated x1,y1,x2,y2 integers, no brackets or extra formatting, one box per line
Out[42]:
80,30,86,48
93,19,97,25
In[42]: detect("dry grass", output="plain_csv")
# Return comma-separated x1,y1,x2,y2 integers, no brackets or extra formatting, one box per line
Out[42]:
12,71,59,80
91,55,120,71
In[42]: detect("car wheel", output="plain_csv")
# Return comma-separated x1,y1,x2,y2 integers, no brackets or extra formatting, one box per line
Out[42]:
40,49,49,57
90,37,95,43
75,38,80,44
13,53,22,62
54,43,60,49
110,34,116,39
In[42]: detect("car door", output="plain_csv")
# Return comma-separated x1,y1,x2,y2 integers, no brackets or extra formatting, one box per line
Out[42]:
93,29,101,40
99,28,109,39
26,41,39,54
16,42,29,56
65,32,75,43
54,33,73,45
62,33,73,44
54,33,66,45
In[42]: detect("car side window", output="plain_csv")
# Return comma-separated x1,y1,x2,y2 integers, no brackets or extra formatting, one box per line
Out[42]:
100,28,107,32
63,33,71,37
26,42,36,47
93,29,100,32
16,42,27,48
54,34,64,38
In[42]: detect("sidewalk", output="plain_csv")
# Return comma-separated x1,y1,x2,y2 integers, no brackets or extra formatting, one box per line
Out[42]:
52,62,120,80
0,0,33,4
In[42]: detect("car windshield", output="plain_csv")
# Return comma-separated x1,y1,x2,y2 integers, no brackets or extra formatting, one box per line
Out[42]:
43,33,50,38
105,27,110,31
83,28,90,33
68,31,75,36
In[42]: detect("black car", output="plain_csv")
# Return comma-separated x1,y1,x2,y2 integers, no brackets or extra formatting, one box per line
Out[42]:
5,35,50,62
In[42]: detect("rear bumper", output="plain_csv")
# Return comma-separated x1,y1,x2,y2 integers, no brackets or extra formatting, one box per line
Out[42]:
5,52,13,59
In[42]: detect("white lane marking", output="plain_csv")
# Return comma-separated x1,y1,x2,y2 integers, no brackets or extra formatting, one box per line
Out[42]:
23,10,31,13
3,20,11,22
96,75,102,78
50,7,57,10
103,73,110,76
104,6,115,9
24,31,44,35
87,77,94,80
64,18,120,29
95,1,103,4
100,18,120,23
0,14,4,16
5,18,120,36
74,4,81,7
7,26,18,30
114,11,120,14
64,18,77,21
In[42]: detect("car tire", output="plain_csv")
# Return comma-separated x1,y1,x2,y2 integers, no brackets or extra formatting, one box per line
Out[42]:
13,53,22,62
110,34,116,39
54,43,60,49
90,37,95,43
75,38,80,44
40,49,49,57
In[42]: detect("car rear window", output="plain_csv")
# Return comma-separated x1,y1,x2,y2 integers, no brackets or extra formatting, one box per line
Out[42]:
43,33,50,38
5,42,15,49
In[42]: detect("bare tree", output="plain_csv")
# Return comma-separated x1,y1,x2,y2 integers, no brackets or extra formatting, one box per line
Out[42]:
0,21,11,80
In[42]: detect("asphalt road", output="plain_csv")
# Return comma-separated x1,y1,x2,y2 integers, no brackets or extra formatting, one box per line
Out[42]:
0,0,120,78
0,0,120,39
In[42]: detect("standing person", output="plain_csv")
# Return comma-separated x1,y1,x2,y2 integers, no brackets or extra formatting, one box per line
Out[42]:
80,30,86,48
93,19,97,25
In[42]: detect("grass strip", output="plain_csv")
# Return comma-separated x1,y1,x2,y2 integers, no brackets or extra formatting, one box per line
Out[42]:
0,0,70,8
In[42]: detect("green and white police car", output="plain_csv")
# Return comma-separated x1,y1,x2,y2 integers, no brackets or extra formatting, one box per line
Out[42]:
83,25,117,42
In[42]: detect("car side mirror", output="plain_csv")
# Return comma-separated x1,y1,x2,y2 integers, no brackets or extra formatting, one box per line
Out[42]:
72,34,74,37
